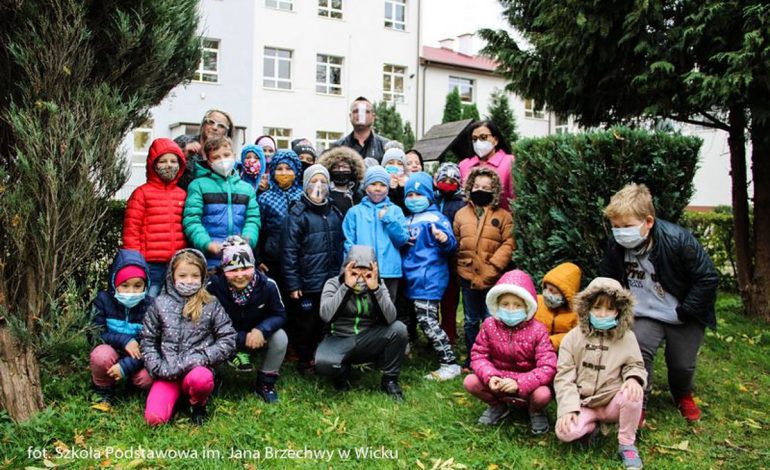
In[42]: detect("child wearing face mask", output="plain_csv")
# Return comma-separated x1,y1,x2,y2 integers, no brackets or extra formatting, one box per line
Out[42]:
401,172,462,380
207,237,287,402
534,262,582,350
318,146,366,216
381,147,409,213
89,249,154,409
342,166,410,303
464,270,556,434
283,165,345,375
141,249,236,426
293,143,318,175
123,138,187,296
238,144,267,195
183,136,260,269
554,277,647,470
453,167,514,360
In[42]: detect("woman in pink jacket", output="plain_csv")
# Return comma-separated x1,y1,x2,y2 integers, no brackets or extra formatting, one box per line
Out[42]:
458,120,515,210
463,269,557,435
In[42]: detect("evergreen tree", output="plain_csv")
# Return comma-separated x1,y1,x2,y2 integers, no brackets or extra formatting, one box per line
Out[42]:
403,121,416,149
461,103,480,121
442,88,463,123
373,100,404,142
487,89,519,143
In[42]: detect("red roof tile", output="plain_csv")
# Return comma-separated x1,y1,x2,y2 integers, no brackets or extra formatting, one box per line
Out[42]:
421,46,498,73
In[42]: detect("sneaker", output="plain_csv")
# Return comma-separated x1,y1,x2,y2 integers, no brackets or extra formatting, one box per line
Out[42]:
424,363,462,381
404,342,412,357
618,444,643,469
676,394,701,422
90,386,114,412
190,403,207,426
530,411,550,435
380,378,405,402
228,352,254,373
478,404,510,425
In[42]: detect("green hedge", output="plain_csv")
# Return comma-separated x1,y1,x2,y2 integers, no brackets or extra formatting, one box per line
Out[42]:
72,200,126,292
682,210,738,291
512,126,701,284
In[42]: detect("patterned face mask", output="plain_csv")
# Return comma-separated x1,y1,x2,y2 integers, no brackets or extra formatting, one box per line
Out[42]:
156,162,180,182
243,158,261,176
175,281,201,297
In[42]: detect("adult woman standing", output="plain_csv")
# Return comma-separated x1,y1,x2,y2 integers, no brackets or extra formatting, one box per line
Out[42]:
458,121,514,211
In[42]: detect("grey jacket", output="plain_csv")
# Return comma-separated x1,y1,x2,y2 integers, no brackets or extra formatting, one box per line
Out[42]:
140,249,236,380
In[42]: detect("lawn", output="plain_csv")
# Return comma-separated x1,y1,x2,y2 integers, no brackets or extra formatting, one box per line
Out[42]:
1,294,768,469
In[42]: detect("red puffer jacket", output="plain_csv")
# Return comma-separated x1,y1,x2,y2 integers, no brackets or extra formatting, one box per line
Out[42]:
122,138,187,263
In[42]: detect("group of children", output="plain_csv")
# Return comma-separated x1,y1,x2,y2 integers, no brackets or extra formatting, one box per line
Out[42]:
88,121,717,469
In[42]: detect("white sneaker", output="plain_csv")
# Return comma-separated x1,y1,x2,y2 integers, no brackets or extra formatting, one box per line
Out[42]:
478,405,510,425
424,363,462,381
404,342,412,356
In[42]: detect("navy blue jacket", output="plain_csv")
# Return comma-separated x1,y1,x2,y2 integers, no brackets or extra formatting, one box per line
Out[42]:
437,191,466,224
598,218,719,329
207,270,287,349
283,195,345,293
90,249,152,378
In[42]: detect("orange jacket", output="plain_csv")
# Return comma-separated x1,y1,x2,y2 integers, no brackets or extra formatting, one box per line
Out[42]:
534,262,581,349
453,204,514,290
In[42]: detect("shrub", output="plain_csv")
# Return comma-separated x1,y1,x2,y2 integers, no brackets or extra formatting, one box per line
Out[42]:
683,210,739,292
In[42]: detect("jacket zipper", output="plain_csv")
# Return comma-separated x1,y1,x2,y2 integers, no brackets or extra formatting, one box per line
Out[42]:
592,336,605,394
226,177,233,235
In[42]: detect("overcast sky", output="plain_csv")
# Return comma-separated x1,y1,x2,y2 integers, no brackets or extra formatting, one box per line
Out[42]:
422,0,511,53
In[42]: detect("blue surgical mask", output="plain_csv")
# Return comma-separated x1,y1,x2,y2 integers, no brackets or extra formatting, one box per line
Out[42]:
114,291,146,309
497,308,528,327
405,195,430,213
611,223,647,249
590,313,619,330
385,165,404,176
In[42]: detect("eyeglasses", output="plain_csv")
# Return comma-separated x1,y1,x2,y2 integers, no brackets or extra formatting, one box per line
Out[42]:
204,118,230,132
471,133,491,142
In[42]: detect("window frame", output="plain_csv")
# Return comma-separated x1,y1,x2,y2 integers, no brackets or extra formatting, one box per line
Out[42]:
318,0,343,19
193,38,220,84
316,130,343,151
316,54,344,96
384,0,407,31
448,75,474,104
132,119,154,166
265,0,294,11
263,127,293,149
524,98,546,119
263,47,293,90
382,64,406,103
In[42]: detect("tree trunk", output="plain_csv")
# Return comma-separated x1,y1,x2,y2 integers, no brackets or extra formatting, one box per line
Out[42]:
749,123,770,321
727,109,753,298
0,326,45,422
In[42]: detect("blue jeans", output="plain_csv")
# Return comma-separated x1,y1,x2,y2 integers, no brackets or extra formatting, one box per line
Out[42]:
147,263,167,297
460,278,490,358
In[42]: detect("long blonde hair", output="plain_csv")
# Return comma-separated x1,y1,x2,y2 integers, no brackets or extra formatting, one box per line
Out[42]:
172,251,212,323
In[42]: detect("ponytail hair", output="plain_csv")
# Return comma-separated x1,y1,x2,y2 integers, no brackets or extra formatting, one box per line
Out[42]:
171,251,212,323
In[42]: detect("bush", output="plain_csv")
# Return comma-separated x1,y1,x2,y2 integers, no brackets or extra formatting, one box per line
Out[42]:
72,200,126,294
683,210,738,292
512,126,701,284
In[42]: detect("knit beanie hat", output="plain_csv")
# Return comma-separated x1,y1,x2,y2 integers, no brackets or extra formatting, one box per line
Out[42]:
382,148,406,166
221,236,255,272
293,144,317,160
303,164,330,188
115,265,146,287
364,157,380,169
404,171,435,202
363,166,390,188
255,135,276,151
485,269,539,319
436,162,462,183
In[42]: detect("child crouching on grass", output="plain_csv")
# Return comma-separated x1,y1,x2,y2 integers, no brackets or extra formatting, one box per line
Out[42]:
464,270,557,434
554,277,646,470
141,249,236,426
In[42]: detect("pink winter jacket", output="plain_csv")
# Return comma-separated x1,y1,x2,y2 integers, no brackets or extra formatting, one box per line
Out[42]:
470,316,557,397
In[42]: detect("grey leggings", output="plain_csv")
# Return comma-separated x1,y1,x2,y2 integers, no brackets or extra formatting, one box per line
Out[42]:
414,299,457,365
239,328,288,374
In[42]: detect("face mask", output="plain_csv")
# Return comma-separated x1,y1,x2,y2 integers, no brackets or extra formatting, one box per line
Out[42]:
115,291,146,309
352,277,368,294
405,195,430,213
470,189,494,207
436,181,459,194
543,291,565,309
211,158,235,177
473,140,495,158
590,313,619,330
301,161,313,174
612,223,647,249
155,163,179,182
243,158,261,176
497,308,528,327
175,281,202,297
385,165,404,176
275,172,296,190
366,187,387,204
330,170,352,186
306,181,329,203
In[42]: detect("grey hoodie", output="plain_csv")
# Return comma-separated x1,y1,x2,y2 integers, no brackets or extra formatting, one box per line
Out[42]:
319,245,397,337
140,249,236,380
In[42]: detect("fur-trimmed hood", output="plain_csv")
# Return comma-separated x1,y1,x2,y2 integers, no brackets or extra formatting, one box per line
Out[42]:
463,166,502,209
318,146,366,184
573,277,635,340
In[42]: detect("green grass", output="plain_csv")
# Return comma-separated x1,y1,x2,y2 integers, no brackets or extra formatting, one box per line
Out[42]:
2,294,769,469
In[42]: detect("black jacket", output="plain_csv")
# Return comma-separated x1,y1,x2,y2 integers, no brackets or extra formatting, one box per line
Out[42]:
598,218,719,329
332,131,389,162
283,196,345,294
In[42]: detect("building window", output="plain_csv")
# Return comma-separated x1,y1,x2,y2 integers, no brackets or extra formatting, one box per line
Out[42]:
316,54,343,95
316,131,343,151
132,120,154,165
448,76,474,103
382,64,406,103
524,98,545,119
384,0,406,31
266,0,293,11
193,39,219,83
555,114,569,134
318,0,343,19
263,127,292,149
264,47,292,90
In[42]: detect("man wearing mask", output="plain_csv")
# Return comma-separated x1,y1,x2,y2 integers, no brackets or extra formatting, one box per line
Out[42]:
331,97,389,162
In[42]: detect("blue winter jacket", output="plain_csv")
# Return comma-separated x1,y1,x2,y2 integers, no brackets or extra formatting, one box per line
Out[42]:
90,249,153,378
402,205,457,300
257,150,304,266
342,196,410,279
237,144,267,192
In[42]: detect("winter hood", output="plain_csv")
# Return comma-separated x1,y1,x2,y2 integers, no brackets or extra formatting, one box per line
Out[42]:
573,277,636,340
238,144,266,182
542,262,582,306
318,146,366,184
464,167,502,209
108,249,150,295
146,138,186,186
486,270,538,320
163,248,210,299
268,150,302,190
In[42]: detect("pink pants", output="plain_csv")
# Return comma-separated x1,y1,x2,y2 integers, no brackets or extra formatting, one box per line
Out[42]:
555,388,642,446
144,366,214,426
90,344,152,389
464,373,552,413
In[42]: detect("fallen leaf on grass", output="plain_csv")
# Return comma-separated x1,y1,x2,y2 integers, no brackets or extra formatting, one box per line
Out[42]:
90,402,112,413
124,459,146,468
657,440,691,453
42,460,58,468
487,464,500,470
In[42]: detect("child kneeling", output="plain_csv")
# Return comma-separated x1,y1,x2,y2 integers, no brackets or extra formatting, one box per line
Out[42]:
464,270,557,434
554,277,646,470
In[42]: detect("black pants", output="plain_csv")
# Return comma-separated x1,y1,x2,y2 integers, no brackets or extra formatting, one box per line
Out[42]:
286,292,324,364
314,321,408,379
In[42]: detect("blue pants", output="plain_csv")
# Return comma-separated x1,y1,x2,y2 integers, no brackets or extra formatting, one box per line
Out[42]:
460,278,490,358
147,263,167,297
